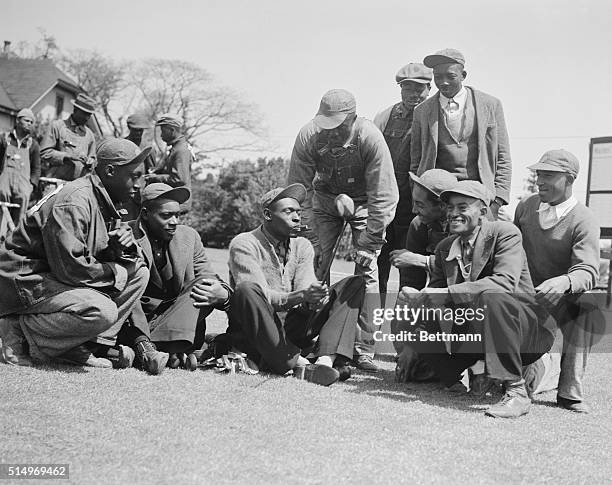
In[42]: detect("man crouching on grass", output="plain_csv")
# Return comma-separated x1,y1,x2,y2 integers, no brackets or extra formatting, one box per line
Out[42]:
398,181,555,418
226,184,366,386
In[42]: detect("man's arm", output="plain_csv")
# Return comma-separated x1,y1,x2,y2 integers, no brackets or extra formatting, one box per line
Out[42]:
86,130,96,167
40,121,69,167
492,99,512,204
409,107,423,174
566,212,600,293
373,106,392,133
29,141,41,187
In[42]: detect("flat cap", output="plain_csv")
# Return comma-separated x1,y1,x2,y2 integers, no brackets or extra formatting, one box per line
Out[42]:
16,108,34,119
528,149,579,178
313,89,356,130
156,113,183,129
126,114,150,130
141,182,190,205
96,137,152,166
441,180,490,206
410,169,458,198
396,63,433,85
71,93,97,114
424,48,466,68
261,183,307,209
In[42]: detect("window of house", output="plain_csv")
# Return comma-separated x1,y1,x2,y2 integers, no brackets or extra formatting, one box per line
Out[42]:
55,95,64,118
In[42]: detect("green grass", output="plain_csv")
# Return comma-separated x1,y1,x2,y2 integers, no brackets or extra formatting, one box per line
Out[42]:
2,249,611,483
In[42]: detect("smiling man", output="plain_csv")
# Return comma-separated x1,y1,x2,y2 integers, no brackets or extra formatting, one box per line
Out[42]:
288,89,398,371
515,149,601,413
410,49,511,219
227,184,366,386
398,180,555,418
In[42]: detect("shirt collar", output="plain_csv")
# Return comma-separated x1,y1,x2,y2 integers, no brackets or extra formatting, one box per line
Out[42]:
445,227,480,261
439,86,467,106
261,224,287,249
8,130,30,147
537,196,578,219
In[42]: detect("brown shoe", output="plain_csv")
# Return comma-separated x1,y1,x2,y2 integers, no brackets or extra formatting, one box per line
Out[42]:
485,381,531,418
354,355,380,372
294,364,339,386
136,340,169,375
469,373,501,399
0,316,33,367
557,397,590,414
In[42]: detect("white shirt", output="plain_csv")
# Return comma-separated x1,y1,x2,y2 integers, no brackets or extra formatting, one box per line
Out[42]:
439,86,467,122
537,196,578,229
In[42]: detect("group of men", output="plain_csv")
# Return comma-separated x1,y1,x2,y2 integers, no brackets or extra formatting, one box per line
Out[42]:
0,47,604,419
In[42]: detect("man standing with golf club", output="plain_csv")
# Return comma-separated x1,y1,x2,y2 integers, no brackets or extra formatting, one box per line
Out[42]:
288,89,398,372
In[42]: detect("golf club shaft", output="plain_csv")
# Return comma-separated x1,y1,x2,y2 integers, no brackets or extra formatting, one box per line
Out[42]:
320,220,348,285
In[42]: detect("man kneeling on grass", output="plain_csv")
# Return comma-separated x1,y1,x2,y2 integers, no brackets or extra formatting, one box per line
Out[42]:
226,184,366,386
398,181,555,418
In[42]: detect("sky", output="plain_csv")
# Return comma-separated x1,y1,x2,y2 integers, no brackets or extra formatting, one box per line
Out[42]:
4,0,612,211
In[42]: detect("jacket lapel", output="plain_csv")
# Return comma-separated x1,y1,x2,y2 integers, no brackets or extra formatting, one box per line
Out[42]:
428,93,439,149
169,231,188,293
442,235,460,286
134,221,162,288
471,88,488,162
469,222,494,281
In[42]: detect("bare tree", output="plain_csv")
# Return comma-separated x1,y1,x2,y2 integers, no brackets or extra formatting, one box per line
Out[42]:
10,28,58,59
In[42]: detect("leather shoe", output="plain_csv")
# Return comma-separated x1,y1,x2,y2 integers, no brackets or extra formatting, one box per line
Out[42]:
136,340,169,375
469,373,500,399
557,396,590,414
354,354,380,372
444,381,468,394
485,381,531,418
57,345,112,368
0,316,33,367
294,364,339,386
333,355,351,382
115,345,135,369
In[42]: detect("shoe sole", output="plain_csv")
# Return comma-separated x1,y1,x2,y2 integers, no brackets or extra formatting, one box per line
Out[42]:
146,353,169,375
1,346,34,367
56,356,112,368
304,364,340,386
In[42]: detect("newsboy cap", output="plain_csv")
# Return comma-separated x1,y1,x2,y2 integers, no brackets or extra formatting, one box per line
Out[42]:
313,89,356,130
440,180,490,206
16,108,34,119
126,114,150,130
395,63,433,85
96,137,152,166
71,93,97,114
527,149,580,178
424,48,466,68
261,183,307,209
141,182,191,205
156,113,183,129
410,169,458,198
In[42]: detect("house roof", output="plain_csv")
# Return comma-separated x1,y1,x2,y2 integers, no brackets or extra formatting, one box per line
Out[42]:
0,57,80,112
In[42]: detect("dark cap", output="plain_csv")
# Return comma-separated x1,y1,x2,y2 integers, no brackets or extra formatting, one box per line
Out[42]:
141,182,190,205
156,113,183,129
313,89,356,130
410,169,458,198
126,114,150,130
96,137,152,166
71,93,97,114
396,63,433,85
261,183,307,209
527,149,579,178
424,48,466,68
440,180,490,206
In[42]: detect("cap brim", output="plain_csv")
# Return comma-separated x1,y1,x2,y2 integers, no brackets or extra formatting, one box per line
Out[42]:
128,124,149,130
527,162,567,173
409,172,440,197
440,188,489,206
152,186,191,204
423,54,464,68
71,99,95,114
115,146,152,167
270,183,307,206
398,78,431,85
313,112,349,130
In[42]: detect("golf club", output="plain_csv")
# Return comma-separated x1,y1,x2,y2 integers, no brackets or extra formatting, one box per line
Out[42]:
319,193,355,284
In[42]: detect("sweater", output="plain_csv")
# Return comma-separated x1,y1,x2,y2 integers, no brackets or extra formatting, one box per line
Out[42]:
514,194,600,292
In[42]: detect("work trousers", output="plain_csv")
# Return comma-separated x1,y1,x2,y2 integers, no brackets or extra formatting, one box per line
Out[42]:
228,276,365,375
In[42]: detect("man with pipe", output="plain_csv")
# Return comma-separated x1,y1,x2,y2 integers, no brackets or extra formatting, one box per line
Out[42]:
288,89,399,371
227,184,366,385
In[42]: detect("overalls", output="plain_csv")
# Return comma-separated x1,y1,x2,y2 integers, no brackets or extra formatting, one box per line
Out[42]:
0,133,33,225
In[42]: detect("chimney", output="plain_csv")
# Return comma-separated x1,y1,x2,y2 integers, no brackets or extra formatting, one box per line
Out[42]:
3,41,10,56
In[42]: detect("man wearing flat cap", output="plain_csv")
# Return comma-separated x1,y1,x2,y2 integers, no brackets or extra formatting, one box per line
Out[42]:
227,184,367,385
399,180,555,418
40,93,97,181
410,48,512,220
515,149,602,413
0,138,150,369
374,63,433,299
0,108,41,228
125,113,157,174
146,113,193,213
120,182,232,371
288,89,399,371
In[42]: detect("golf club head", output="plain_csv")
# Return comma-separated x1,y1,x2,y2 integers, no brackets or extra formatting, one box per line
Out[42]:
334,194,355,219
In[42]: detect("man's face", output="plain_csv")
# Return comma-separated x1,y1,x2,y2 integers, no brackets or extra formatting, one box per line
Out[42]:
412,185,445,224
16,115,34,135
536,170,572,204
72,107,92,126
102,161,145,203
433,63,466,99
400,81,430,108
129,128,144,141
321,113,357,148
446,194,486,236
160,125,177,144
142,198,180,242
265,197,302,238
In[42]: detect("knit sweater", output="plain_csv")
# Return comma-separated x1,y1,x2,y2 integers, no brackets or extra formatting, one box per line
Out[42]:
514,194,600,292
228,225,317,311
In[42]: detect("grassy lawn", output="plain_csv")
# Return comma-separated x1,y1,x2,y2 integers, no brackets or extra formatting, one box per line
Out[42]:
1,249,611,483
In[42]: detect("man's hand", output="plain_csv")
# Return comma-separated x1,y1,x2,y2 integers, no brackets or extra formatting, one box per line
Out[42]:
303,282,329,305
63,153,86,164
353,249,376,268
108,223,137,251
390,249,428,269
395,346,419,383
397,286,420,305
535,275,570,308
190,279,229,308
